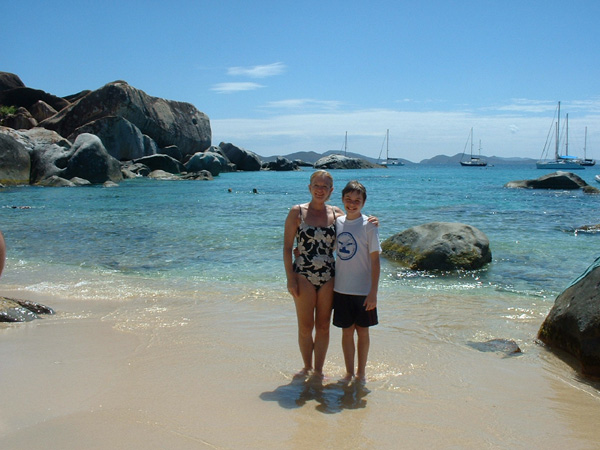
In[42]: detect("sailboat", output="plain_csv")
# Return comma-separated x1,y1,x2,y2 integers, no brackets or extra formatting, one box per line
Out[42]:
536,102,584,169
579,127,596,166
378,129,404,166
460,128,487,167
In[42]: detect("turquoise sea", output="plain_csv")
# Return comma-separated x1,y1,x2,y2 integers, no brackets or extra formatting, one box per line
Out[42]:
3,164,600,448
1,164,600,381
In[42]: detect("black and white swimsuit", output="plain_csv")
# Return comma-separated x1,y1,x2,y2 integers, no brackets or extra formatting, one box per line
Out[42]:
293,205,336,289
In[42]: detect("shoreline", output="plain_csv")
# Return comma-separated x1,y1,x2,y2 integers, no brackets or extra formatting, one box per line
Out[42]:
2,287,600,449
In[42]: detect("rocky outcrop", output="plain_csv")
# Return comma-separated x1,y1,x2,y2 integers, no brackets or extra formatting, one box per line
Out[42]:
263,156,298,171
314,154,381,169
39,81,211,158
382,222,492,271
0,106,37,130
0,133,31,185
184,151,228,176
62,134,122,184
0,86,70,112
538,256,600,377
0,72,25,91
67,116,154,161
0,297,55,322
219,142,261,171
505,171,598,191
133,154,185,174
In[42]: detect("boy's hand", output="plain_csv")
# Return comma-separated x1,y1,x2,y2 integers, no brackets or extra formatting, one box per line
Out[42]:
364,293,377,311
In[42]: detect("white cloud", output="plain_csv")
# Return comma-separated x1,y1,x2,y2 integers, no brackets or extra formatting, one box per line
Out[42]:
211,82,264,94
227,62,286,78
263,98,343,111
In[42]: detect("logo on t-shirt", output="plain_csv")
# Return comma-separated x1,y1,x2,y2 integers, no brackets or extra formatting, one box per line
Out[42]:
337,232,357,260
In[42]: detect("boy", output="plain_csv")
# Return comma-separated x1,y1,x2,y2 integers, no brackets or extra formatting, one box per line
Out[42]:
333,181,381,383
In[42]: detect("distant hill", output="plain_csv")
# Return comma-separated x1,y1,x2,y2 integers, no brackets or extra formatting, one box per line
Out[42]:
260,150,535,166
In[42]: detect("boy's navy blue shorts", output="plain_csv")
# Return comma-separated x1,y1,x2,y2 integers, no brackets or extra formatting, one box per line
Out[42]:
332,292,378,328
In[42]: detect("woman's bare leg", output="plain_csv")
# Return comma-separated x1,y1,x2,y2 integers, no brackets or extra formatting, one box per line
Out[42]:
313,279,334,375
293,275,318,374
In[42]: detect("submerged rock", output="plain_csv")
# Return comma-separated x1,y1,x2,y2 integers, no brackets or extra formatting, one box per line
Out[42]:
467,339,522,356
0,297,55,322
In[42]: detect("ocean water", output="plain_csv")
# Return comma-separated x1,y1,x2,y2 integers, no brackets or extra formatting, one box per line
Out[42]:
1,165,600,370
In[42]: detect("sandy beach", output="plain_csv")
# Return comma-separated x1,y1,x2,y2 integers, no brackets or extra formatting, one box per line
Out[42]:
2,285,600,450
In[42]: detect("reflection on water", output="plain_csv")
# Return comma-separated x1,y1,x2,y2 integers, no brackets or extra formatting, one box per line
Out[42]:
260,374,370,413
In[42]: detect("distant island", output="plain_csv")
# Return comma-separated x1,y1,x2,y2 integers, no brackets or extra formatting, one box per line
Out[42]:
260,150,537,166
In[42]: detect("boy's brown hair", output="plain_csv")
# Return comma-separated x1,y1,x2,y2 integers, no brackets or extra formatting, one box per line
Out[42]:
341,180,367,202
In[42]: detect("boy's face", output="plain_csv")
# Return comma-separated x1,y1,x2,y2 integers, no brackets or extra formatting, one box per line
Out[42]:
342,190,365,218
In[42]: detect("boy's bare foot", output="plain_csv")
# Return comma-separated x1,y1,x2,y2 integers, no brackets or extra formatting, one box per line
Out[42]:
356,374,367,384
340,373,354,383
293,368,312,379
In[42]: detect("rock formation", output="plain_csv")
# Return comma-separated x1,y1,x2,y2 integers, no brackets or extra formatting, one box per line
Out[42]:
382,222,492,271
538,256,600,377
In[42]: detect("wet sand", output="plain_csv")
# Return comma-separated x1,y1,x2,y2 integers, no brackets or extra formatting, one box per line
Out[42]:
1,288,600,450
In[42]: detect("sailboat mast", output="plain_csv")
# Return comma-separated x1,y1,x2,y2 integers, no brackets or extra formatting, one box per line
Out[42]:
386,129,389,159
555,101,561,160
344,131,347,156
565,113,569,156
470,127,474,157
584,126,588,159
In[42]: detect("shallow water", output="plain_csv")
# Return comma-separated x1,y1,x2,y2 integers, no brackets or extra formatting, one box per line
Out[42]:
2,166,600,448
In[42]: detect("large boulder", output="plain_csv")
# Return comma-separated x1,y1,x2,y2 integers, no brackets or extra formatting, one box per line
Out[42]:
133,154,185,174
62,134,122,184
0,133,31,185
0,72,25,91
39,81,211,158
263,156,298,171
382,222,492,271
184,151,227,176
0,86,70,112
538,257,600,377
0,106,37,130
505,171,591,190
219,142,261,171
29,100,58,122
67,115,155,161
314,154,380,169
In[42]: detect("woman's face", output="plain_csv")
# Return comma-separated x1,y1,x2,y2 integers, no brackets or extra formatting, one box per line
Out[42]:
309,176,333,202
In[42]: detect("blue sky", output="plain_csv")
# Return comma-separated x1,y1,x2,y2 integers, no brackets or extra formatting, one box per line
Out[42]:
4,0,600,162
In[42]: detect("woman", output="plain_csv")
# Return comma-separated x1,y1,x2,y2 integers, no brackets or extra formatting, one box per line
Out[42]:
284,170,341,378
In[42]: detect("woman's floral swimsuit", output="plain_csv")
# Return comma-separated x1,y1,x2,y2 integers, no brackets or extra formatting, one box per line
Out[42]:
293,205,336,289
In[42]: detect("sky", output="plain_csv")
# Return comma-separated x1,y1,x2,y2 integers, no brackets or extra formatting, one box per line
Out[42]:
3,0,600,162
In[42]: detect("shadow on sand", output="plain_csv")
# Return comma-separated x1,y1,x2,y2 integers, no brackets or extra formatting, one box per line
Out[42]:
260,374,370,414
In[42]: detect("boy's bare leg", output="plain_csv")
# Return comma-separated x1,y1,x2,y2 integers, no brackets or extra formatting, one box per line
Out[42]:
341,325,356,380
356,326,370,382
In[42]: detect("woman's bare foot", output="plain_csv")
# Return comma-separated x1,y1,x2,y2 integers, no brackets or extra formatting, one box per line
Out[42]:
293,367,312,379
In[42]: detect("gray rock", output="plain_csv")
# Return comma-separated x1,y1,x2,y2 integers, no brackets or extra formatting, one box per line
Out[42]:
184,151,227,176
36,175,76,187
63,133,122,184
382,222,492,271
0,86,70,113
67,116,153,161
538,256,600,377
0,133,31,185
0,297,55,322
29,100,57,122
505,171,589,190
467,339,522,356
39,80,211,158
219,142,261,171
133,154,185,174
0,106,37,130
0,72,25,91
314,154,380,169
263,156,298,171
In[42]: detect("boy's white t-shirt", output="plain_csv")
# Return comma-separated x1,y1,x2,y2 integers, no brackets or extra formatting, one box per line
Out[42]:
334,214,381,296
